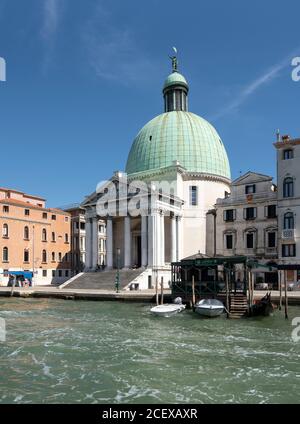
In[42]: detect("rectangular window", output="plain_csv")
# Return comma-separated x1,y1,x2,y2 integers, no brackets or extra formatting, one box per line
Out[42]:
245,185,256,194
65,216,69,222
24,209,30,216
266,205,277,218
24,250,29,262
65,270,69,277
226,234,233,249
42,270,47,277
223,209,236,222
51,215,56,220
80,222,85,230
246,233,254,249
52,270,55,277
42,212,48,219
282,244,296,257
283,149,293,160
268,232,276,248
3,205,9,213
244,207,257,220
189,186,198,206
58,270,62,277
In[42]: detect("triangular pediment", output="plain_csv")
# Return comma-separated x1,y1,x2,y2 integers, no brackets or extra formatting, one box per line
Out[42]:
81,171,155,208
232,171,273,186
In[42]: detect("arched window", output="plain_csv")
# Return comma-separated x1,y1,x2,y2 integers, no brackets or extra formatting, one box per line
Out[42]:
283,177,294,198
52,252,55,262
65,233,69,243
58,252,62,262
284,212,294,229
24,249,29,262
42,228,47,242
42,249,47,263
24,226,29,240
2,223,8,237
52,232,56,242
3,247,8,262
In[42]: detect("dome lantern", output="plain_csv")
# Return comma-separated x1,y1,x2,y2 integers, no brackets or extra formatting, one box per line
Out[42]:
163,52,189,113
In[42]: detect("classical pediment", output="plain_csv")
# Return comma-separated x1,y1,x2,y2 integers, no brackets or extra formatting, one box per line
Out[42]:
232,171,273,186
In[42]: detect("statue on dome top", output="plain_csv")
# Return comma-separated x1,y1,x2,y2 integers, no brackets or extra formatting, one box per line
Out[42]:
169,46,178,72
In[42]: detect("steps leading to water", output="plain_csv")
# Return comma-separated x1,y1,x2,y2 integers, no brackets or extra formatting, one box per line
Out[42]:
63,269,144,291
229,294,248,319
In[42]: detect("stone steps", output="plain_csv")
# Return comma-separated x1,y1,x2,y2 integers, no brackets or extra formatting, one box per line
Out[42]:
65,269,144,290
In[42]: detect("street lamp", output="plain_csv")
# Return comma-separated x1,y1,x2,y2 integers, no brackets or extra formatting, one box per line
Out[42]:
115,248,121,293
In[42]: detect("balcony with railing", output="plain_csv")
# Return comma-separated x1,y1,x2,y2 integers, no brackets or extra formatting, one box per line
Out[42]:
282,229,295,240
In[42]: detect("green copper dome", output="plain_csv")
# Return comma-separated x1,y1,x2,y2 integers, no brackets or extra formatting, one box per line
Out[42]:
126,111,231,179
163,72,188,90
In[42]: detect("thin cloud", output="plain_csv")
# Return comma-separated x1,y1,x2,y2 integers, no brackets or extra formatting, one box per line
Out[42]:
41,0,60,41
82,4,160,84
40,0,66,72
211,49,299,121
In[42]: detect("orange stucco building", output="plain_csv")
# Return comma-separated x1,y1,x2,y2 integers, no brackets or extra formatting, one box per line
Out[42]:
0,187,71,286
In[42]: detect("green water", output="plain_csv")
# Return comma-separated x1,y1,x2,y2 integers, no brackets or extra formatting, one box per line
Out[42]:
0,298,299,404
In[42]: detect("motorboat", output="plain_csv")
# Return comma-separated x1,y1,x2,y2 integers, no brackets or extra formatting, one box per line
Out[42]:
150,297,186,317
195,298,224,317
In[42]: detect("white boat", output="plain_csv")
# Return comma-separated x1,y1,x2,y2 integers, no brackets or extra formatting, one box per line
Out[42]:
195,299,224,317
150,297,186,317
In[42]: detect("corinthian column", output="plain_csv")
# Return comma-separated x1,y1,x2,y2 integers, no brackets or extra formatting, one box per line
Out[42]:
141,215,148,267
92,217,99,270
124,216,131,268
106,217,113,269
84,218,93,271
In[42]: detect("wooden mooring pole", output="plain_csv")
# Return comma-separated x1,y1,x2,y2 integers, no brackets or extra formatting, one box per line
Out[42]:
279,270,282,311
284,270,288,319
192,275,195,308
225,269,229,318
155,275,159,306
160,277,164,305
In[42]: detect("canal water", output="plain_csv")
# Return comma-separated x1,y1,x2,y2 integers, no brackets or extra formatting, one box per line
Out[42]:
0,298,299,404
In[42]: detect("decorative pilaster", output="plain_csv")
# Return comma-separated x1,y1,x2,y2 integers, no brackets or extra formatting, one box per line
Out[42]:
176,216,183,262
171,215,177,263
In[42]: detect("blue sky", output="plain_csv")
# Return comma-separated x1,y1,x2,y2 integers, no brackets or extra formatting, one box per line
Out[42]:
0,0,299,207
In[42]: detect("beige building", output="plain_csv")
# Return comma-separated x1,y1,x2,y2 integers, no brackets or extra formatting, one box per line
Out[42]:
206,172,278,287
0,187,71,286
275,134,300,282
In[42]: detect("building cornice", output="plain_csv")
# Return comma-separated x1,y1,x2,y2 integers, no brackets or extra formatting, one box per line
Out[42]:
273,138,300,149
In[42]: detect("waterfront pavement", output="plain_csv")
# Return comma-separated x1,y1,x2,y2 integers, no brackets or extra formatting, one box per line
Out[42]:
0,286,300,304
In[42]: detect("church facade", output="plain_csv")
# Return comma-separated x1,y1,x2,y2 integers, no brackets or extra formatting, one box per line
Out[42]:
81,57,231,288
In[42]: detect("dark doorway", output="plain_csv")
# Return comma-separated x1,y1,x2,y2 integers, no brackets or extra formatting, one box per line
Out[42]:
137,236,142,268
265,272,278,290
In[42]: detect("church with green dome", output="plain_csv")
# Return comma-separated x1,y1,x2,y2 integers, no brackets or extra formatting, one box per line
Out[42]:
126,65,230,179
82,54,232,289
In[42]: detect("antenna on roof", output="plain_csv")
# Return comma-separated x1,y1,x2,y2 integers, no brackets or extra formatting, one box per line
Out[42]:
276,129,280,142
